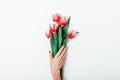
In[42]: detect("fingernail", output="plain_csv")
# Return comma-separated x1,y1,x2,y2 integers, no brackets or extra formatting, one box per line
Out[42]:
49,50,50,53
62,45,64,47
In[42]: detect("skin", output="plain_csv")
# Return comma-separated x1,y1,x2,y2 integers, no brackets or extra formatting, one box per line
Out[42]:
49,45,68,80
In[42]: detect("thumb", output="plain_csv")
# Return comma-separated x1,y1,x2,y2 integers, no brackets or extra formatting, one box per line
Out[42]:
49,50,53,61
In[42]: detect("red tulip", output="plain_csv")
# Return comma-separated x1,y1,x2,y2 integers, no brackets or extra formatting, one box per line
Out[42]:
52,13,61,22
53,24,59,32
66,30,77,39
45,31,52,39
59,16,67,26
49,23,58,34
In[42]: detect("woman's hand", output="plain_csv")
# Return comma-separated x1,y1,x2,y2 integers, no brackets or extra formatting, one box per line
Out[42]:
49,45,68,80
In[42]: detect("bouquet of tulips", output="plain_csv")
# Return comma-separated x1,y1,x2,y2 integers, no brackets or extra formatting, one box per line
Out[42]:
45,13,78,79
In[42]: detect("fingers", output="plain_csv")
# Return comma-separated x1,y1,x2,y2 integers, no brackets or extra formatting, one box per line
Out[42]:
58,49,67,69
49,50,53,62
55,45,65,58
59,46,68,60
58,47,67,69
59,55,66,69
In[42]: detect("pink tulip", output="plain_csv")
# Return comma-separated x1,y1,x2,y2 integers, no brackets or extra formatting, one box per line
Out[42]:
52,13,61,22
45,31,52,39
59,16,67,26
49,23,58,34
66,30,77,39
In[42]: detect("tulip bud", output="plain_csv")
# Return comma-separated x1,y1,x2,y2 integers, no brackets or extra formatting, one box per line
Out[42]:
59,16,67,26
49,23,59,34
66,30,77,39
49,24,55,34
52,13,61,22
45,31,52,39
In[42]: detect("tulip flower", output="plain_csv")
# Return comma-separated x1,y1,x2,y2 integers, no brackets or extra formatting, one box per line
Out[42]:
49,23,59,34
45,31,52,39
52,13,61,22
66,30,77,39
59,16,67,26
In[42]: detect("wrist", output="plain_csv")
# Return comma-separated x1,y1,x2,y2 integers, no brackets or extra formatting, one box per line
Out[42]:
52,70,61,80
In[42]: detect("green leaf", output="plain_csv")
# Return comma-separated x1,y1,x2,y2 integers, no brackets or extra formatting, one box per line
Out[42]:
50,32,58,57
50,37,55,57
53,32,57,39
62,17,71,39
58,26,62,49
62,37,68,46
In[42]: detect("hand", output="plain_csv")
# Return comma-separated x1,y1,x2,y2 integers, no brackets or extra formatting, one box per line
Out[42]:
49,45,68,80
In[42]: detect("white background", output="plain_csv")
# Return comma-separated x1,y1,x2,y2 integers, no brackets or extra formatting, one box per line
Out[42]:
0,0,120,80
